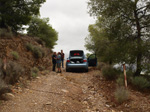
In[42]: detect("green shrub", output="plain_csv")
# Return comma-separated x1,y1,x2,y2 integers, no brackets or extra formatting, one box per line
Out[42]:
116,75,124,87
0,78,11,97
114,87,129,104
26,43,34,51
11,51,19,60
97,62,107,70
26,43,45,59
31,72,38,78
126,70,134,84
0,78,7,90
38,66,45,71
33,46,45,59
6,61,24,84
0,28,13,38
35,38,45,46
102,66,119,80
32,67,39,74
31,67,39,78
132,76,150,90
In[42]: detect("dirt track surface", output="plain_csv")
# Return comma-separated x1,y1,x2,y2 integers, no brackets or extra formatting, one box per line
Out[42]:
0,68,113,112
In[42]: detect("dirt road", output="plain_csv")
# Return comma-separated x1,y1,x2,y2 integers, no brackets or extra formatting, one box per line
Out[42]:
0,68,113,112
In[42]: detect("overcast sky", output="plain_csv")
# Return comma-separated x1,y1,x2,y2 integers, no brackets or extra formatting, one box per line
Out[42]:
40,0,95,58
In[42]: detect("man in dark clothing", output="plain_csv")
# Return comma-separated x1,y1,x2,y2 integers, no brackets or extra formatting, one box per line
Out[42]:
52,52,57,71
61,50,65,68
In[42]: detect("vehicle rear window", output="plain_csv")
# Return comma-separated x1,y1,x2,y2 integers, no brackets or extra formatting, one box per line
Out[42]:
70,51,83,56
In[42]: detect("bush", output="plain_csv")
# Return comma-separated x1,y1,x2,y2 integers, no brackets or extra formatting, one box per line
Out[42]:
114,87,129,104
102,65,119,80
33,46,45,59
132,76,150,90
0,78,12,97
11,51,19,60
0,28,13,38
26,43,45,59
38,66,45,71
31,67,39,78
26,43,34,51
0,78,7,90
35,38,45,46
116,75,124,87
5,61,24,84
31,72,38,78
96,62,107,70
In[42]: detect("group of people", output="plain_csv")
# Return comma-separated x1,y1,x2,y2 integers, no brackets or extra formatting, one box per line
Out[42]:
52,50,65,73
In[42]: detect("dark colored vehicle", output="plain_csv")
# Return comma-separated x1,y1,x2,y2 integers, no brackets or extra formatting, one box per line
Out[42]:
66,50,97,72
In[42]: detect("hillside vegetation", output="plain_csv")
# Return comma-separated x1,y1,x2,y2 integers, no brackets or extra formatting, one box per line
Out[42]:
0,0,58,99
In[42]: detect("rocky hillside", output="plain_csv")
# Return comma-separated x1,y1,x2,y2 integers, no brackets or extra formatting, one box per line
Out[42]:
0,35,52,85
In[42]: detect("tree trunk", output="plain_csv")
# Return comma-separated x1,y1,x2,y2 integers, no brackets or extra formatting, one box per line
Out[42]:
134,10,142,76
134,44,142,76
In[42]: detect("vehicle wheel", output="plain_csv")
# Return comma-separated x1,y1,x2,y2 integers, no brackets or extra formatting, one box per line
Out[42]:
66,69,69,72
85,68,88,72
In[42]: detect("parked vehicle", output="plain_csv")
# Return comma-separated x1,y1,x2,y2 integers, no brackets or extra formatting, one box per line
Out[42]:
66,50,97,72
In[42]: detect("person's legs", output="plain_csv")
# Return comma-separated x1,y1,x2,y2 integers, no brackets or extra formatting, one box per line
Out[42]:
52,63,54,71
57,63,59,72
53,63,56,71
59,63,61,72
62,59,64,68
57,63,60,73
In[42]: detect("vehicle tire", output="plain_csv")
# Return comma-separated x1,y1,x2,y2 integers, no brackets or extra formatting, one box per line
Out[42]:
85,68,88,72
66,68,69,72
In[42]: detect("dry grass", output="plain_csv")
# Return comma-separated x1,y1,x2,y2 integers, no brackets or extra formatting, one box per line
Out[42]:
5,61,24,84
114,87,129,104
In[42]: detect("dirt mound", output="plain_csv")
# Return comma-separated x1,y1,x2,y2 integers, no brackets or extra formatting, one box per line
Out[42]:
0,35,52,81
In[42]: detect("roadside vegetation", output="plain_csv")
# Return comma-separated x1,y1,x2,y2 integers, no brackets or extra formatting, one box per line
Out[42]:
0,28,13,38
31,67,39,78
86,0,150,76
26,43,45,59
114,87,129,104
11,51,19,60
86,0,150,104
0,0,57,100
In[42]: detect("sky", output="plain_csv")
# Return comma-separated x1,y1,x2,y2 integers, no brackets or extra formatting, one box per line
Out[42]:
40,0,95,58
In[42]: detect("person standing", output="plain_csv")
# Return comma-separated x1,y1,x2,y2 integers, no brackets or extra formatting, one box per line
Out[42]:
61,50,65,68
52,52,57,71
57,52,62,73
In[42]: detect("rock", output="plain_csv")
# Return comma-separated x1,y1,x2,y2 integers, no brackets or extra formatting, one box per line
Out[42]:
82,101,88,105
105,104,110,108
62,101,67,104
2,93,15,100
61,89,69,93
36,77,40,79
125,104,130,108
46,102,52,105
18,87,22,92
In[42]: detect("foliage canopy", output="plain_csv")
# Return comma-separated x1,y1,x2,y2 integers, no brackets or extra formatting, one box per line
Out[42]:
27,17,58,48
86,0,150,76
0,0,46,32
